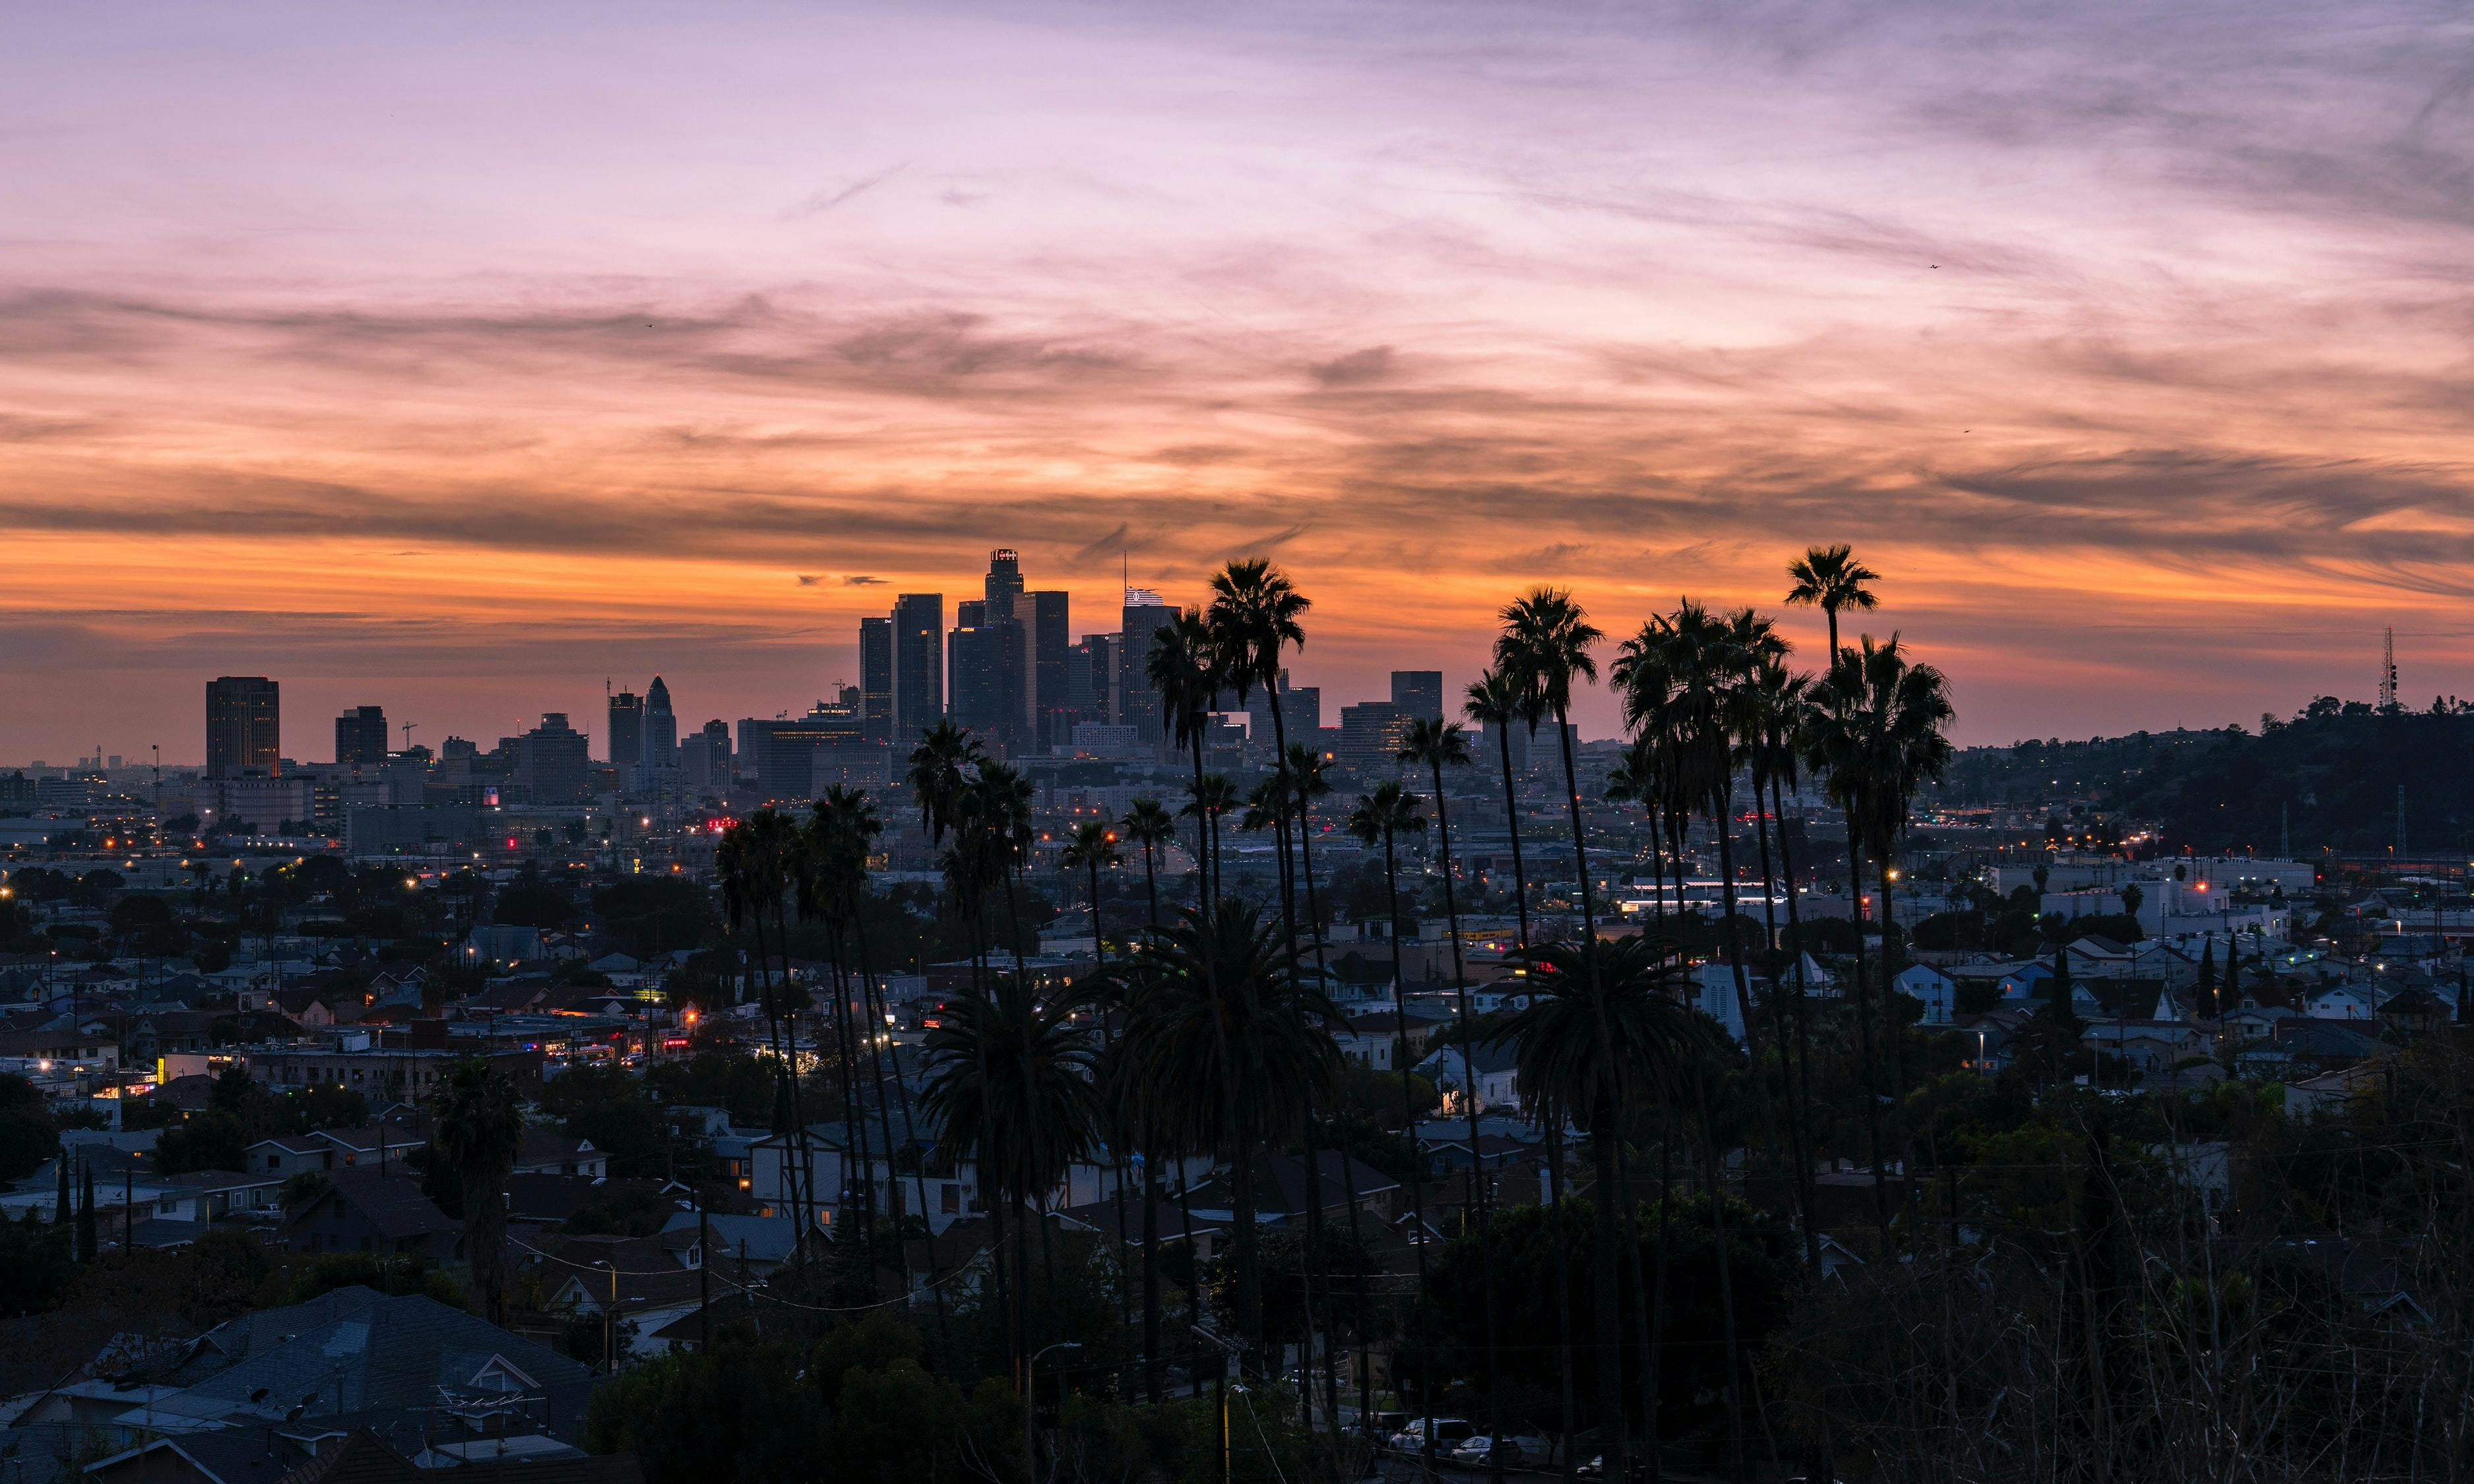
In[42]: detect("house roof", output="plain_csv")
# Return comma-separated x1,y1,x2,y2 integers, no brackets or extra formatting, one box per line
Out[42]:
290,1169,457,1242
87,1429,303,1484
183,1293,591,1416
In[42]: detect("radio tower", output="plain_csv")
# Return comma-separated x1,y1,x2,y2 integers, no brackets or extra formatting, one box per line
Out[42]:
2380,627,2398,710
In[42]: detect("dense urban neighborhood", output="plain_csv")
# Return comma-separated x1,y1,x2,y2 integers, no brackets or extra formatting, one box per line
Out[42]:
5,557,2473,1484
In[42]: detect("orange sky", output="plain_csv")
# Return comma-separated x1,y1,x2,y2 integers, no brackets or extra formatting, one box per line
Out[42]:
7,2,2474,761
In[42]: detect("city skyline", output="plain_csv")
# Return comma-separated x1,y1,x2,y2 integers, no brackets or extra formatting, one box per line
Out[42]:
9,3,2474,758
1,542,2446,770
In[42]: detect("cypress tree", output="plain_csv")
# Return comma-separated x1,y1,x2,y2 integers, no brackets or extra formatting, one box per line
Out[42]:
2195,940,2216,1018
2222,940,2242,1011
55,1154,70,1227
77,1160,98,1262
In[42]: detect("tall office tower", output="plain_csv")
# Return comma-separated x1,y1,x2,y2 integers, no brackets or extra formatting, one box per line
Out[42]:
606,691,643,770
1391,671,1445,723
642,677,678,769
1117,590,1179,748
205,677,280,778
947,617,1003,739
976,549,1034,755
1338,700,1413,771
681,718,733,791
1244,673,1322,758
890,593,944,747
1029,590,1070,748
859,617,893,745
1067,634,1117,731
984,548,1024,622
334,705,389,766
516,713,592,802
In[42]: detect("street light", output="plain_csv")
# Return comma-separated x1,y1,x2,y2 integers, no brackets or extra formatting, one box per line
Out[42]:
1026,1340,1082,1479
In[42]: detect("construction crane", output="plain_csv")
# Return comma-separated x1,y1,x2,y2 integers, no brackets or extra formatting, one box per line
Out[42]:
400,722,419,752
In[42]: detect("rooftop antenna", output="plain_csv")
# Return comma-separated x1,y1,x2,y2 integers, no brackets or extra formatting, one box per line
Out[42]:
2380,627,2398,710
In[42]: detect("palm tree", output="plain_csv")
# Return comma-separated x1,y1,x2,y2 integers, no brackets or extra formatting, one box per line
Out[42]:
1397,716,1508,1477
812,786,948,1317
1835,634,1956,1227
1495,589,1603,944
1742,659,1826,1272
1783,543,1880,665
1182,774,1240,903
905,719,986,846
1061,819,1122,958
800,791,879,1242
1347,781,1445,1458
1148,608,1224,898
1121,799,1176,932
920,972,1102,1388
434,1058,526,1325
1465,666,1543,949
1498,937,1705,1475
718,809,817,1245
1109,900,1340,1381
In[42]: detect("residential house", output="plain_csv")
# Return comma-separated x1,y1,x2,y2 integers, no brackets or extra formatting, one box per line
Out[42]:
280,1169,460,1258
513,1130,605,1179
1414,1040,1521,1115
2308,985,2379,1021
1892,964,1959,1026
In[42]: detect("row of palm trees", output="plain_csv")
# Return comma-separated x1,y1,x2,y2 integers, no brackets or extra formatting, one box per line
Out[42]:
703,547,1953,1482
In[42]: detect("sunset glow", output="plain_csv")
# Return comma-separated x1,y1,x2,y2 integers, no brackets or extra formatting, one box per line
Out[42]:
9,1,2474,757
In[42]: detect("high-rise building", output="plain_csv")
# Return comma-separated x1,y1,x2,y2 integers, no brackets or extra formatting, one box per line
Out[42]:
205,677,280,779
516,713,591,802
891,594,943,745
984,548,1024,625
1029,590,1070,749
948,619,1004,739
1117,590,1179,749
1066,633,1117,732
334,705,389,766
1244,673,1321,759
739,691,880,799
682,719,733,792
859,617,893,745
642,677,678,770
1391,671,1444,724
1337,700,1413,772
607,691,643,770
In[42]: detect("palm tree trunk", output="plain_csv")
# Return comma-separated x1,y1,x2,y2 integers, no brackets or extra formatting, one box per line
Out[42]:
749,910,807,1256
826,946,872,1245
1294,787,1368,1448
1588,1108,1628,1473
1178,1167,1205,1398
1841,828,1891,1235
1692,1076,1749,1484
1555,707,1594,944
1495,720,1531,950
1546,1123,1577,1484
852,908,948,1340
1143,1140,1164,1406
1618,1134,1659,1484
777,899,821,1255
1380,830,1438,1476
1878,850,1920,1232
1750,781,1822,1273
1649,1129,1674,1484
1141,843,1160,931
1431,758,1506,1484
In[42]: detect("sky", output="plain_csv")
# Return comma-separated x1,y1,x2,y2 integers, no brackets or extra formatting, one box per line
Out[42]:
7,1,2474,763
